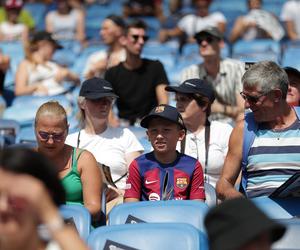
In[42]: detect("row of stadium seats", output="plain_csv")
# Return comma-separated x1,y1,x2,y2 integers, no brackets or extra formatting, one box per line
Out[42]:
60,197,300,250
2,38,299,90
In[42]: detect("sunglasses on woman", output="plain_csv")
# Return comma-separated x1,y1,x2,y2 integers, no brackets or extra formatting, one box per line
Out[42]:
38,131,65,142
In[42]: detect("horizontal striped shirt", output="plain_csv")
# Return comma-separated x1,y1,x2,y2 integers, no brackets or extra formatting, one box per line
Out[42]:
246,120,300,197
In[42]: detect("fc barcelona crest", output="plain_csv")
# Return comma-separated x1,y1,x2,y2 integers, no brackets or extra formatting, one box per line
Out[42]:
176,177,188,189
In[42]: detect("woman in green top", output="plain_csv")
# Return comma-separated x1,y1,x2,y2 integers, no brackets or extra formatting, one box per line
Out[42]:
34,100,102,224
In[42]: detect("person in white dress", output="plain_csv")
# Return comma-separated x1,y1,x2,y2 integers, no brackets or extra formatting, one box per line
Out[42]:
15,31,80,96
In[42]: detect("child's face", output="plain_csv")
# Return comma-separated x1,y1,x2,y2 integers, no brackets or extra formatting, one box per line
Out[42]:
146,118,185,154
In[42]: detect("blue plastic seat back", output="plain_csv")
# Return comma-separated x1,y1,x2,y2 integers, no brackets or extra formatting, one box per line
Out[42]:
59,204,91,241
23,3,47,30
273,218,300,249
204,182,217,207
0,119,20,147
109,200,209,232
88,223,208,250
251,196,300,219
3,94,74,126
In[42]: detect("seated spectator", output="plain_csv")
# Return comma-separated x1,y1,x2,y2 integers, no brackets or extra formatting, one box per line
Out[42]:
65,78,144,213
124,104,205,202
205,197,286,250
217,61,300,200
0,0,29,43
281,0,300,41
15,31,80,96
285,66,300,106
34,101,103,225
45,0,85,43
181,27,245,124
83,15,126,79
0,0,35,30
229,0,284,43
159,0,226,44
0,147,89,250
105,19,169,127
166,78,233,187
123,0,164,22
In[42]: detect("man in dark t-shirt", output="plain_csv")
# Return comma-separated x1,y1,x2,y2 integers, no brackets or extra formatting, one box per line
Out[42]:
105,19,169,126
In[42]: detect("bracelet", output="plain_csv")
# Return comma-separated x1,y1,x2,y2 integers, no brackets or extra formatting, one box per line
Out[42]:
46,216,65,233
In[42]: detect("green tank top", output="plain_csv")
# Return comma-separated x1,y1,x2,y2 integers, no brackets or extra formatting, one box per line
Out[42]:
61,148,84,204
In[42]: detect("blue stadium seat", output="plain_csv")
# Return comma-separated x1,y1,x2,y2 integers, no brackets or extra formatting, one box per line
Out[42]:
59,204,91,241
52,40,82,67
3,94,74,127
0,41,24,87
204,182,217,207
109,200,209,232
273,218,300,249
23,2,47,30
281,47,300,70
232,39,281,63
88,223,208,250
0,119,20,147
127,126,151,153
251,196,300,219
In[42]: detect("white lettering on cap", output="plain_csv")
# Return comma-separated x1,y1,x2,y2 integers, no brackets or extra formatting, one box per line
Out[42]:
103,86,113,90
185,82,196,87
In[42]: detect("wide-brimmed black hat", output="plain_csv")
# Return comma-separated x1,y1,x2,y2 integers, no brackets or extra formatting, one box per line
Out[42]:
204,198,286,250
165,78,215,103
31,31,63,49
79,77,118,100
140,104,185,130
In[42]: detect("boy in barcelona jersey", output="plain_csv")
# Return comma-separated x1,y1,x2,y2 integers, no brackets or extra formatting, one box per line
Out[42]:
124,104,205,202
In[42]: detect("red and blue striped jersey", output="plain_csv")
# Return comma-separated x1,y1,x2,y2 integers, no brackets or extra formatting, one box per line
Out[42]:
124,152,205,201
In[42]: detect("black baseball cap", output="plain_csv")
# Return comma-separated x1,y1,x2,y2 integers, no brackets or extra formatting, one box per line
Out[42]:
79,77,118,99
165,78,215,103
140,104,186,130
284,66,300,79
31,31,63,49
194,26,223,41
204,198,286,250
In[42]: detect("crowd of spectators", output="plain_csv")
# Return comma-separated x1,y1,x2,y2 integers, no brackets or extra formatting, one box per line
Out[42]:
1,0,300,249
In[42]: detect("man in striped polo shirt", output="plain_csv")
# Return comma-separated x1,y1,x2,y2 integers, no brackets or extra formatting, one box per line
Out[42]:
180,27,245,124
217,61,300,199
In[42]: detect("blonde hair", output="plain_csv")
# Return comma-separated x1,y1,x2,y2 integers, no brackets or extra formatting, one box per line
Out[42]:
77,96,86,129
35,101,68,129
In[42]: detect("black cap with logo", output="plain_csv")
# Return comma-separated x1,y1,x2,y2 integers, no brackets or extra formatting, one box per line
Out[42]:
140,104,186,130
166,78,215,103
79,77,118,99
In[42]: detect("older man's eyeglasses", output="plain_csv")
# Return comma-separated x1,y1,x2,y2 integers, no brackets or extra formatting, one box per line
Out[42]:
130,34,149,43
240,91,270,104
38,131,65,142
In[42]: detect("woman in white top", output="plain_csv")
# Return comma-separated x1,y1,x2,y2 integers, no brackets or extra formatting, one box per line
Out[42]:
166,78,233,187
0,0,28,43
45,0,85,43
15,31,80,96
65,78,144,212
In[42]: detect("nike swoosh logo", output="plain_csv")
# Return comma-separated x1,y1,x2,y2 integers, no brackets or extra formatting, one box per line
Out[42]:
145,180,158,185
